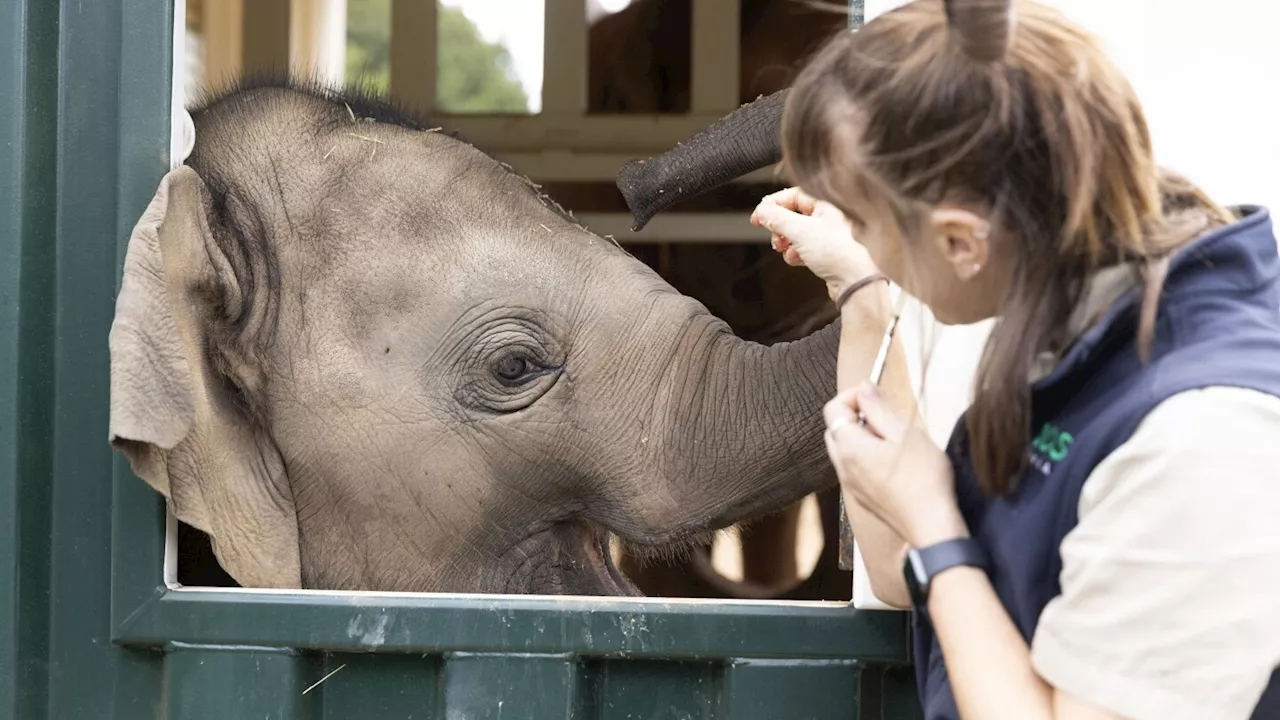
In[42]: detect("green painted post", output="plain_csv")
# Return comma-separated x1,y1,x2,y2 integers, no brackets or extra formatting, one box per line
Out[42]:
0,2,58,718
164,646,319,720
0,1,175,718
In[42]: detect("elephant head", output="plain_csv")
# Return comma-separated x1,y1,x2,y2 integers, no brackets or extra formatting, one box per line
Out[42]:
108,81,837,596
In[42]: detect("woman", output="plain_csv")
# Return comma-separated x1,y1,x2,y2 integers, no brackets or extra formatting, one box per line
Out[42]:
750,1,1280,718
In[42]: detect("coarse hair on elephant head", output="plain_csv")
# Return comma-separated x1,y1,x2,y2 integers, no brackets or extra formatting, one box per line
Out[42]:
108,78,844,596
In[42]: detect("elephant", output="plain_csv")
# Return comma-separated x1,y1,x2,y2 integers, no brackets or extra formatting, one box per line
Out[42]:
107,79,843,596
569,0,850,597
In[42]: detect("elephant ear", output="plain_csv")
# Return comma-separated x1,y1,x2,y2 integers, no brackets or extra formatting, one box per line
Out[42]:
109,166,302,589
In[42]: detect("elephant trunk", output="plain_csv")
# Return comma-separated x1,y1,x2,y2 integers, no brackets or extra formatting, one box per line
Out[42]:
604,318,840,548
616,89,790,230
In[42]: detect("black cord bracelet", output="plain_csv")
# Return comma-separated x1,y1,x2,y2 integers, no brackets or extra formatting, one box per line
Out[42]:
834,273,890,310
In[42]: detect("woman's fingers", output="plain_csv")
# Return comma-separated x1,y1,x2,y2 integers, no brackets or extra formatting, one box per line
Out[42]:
855,384,908,441
823,388,860,427
752,203,808,241
760,186,818,215
769,233,805,265
824,414,883,491
824,385,903,467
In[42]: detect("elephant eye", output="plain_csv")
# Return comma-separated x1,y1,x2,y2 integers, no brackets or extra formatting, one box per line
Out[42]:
492,353,535,385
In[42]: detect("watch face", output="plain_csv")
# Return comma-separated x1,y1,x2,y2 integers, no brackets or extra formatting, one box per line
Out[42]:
903,549,929,607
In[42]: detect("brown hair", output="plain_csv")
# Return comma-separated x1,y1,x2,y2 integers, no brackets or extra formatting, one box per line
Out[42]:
782,0,1235,494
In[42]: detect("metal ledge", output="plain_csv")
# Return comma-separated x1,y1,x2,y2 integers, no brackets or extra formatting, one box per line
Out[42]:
114,586,912,663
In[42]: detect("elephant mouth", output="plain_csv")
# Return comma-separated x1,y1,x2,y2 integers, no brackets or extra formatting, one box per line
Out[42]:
585,522,642,597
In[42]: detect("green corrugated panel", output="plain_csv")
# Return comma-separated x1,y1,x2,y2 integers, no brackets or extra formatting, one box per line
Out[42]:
0,0,920,718
1,2,59,719
153,650,902,720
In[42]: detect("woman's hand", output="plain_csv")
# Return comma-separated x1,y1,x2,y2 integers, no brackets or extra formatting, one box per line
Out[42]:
823,383,968,548
750,187,878,299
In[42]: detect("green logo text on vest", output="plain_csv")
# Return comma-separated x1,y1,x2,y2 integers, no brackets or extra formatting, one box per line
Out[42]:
1029,422,1073,474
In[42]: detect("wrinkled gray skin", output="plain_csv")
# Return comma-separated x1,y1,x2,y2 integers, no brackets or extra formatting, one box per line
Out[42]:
108,83,838,596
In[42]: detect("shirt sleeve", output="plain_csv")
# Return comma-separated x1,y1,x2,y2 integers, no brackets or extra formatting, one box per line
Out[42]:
1030,386,1280,720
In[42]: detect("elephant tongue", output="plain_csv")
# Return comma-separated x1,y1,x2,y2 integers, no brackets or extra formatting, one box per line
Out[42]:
585,523,642,597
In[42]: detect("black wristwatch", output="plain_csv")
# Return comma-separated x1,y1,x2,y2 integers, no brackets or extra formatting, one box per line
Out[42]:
903,538,988,608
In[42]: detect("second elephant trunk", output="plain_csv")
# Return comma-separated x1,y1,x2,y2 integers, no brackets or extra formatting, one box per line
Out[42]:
606,86,829,549
616,89,790,230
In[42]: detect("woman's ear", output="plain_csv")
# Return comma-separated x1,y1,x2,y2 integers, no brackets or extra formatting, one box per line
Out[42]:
929,207,992,281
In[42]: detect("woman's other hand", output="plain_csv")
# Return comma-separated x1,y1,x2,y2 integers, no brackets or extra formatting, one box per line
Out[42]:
750,187,877,298
823,383,968,548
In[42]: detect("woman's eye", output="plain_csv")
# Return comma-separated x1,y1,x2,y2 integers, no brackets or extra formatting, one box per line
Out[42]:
493,354,532,383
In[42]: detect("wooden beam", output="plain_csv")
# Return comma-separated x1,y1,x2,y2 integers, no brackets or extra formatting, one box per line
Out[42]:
291,0,348,87
691,0,741,113
390,0,438,113
200,0,244,87
577,212,770,243
542,0,588,116
242,0,291,77
491,151,785,184
439,113,756,153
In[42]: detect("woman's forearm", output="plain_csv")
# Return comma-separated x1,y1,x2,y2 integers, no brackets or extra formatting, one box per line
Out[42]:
929,567,1055,719
835,283,914,607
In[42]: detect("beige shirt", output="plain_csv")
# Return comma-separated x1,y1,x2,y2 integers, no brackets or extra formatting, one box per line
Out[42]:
1023,265,1280,719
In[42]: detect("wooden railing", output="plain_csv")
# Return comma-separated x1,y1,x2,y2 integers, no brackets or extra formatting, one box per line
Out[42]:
187,0,774,241
389,0,775,242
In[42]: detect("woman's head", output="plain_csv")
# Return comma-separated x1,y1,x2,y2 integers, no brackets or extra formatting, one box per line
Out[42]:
784,0,1231,491
784,0,1161,323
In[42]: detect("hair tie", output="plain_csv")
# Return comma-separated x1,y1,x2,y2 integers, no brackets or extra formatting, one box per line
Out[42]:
835,273,890,310
944,0,1015,63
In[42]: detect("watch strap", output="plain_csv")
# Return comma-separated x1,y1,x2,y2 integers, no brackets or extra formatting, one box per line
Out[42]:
917,537,988,581
905,537,988,609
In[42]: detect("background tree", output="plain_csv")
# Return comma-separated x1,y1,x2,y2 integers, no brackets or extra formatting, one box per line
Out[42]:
345,0,529,113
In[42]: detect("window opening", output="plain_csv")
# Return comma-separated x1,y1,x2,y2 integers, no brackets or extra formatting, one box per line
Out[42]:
170,0,843,605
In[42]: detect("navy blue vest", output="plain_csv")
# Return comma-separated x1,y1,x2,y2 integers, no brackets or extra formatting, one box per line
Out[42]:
914,207,1280,719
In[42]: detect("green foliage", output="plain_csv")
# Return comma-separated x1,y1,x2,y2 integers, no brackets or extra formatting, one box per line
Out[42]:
344,0,530,113
345,0,391,92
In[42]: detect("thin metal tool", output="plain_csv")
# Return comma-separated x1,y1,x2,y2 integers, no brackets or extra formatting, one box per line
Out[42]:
857,290,907,425
837,288,907,571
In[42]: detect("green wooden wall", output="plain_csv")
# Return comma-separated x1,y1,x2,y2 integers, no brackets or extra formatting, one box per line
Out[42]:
0,1,919,718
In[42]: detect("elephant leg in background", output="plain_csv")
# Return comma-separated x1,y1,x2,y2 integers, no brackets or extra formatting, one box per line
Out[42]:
616,542,723,598
777,487,851,601
739,499,801,587
617,487,850,601
613,501,803,598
